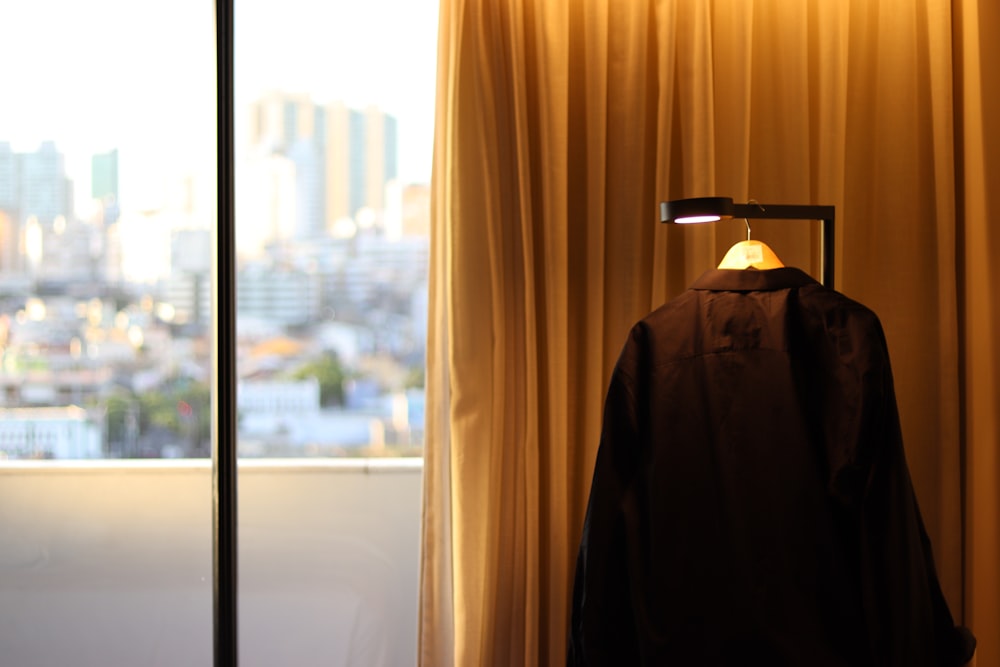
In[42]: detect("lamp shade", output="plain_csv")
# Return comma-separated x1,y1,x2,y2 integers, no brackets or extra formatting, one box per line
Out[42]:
660,197,735,224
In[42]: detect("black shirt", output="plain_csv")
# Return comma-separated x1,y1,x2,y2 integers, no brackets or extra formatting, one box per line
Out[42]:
568,267,975,666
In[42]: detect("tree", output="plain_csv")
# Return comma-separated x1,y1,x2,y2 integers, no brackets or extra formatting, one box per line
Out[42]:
404,364,424,390
104,394,135,448
103,380,213,457
290,353,348,407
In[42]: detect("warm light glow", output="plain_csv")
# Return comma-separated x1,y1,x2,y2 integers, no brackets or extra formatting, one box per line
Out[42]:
331,216,358,239
25,298,47,321
24,216,43,265
674,215,722,224
87,298,104,327
156,302,176,322
127,325,144,349
356,207,377,229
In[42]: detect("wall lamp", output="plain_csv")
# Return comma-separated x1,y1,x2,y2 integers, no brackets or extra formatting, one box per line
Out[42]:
659,196,836,288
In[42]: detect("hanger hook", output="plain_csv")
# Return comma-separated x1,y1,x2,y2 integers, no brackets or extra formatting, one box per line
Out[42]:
744,199,766,242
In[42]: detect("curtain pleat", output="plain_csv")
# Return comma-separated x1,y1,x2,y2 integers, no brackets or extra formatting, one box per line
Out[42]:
421,1,999,664
417,0,460,662
957,0,1000,663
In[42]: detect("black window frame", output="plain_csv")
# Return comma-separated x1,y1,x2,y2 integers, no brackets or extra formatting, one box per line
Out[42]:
213,1,239,664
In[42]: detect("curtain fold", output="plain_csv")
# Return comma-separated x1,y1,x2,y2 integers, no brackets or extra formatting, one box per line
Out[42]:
421,0,999,664
957,1,1000,664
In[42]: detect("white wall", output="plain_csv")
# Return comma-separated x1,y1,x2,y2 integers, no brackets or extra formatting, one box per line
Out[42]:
0,459,422,667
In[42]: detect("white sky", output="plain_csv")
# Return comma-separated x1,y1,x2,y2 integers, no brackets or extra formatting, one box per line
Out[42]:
0,0,439,213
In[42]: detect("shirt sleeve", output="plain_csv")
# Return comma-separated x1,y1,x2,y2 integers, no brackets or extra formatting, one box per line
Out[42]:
567,346,643,666
855,322,976,667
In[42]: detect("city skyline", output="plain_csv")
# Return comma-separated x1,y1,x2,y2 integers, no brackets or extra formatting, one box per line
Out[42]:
0,0,439,213
0,131,431,459
1,95,418,224
0,119,430,285
0,0,436,461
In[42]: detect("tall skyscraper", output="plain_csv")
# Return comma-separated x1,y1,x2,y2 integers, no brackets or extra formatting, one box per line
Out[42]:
247,93,398,243
353,105,398,222
249,93,326,240
91,149,120,223
0,142,16,213
17,141,72,224
0,141,74,277
250,92,319,151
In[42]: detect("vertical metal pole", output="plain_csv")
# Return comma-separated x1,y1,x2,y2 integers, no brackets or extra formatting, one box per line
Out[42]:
822,215,835,289
214,0,239,665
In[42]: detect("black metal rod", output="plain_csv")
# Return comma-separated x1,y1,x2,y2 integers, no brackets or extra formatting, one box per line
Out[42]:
732,204,836,288
821,215,835,289
731,203,835,223
214,0,239,665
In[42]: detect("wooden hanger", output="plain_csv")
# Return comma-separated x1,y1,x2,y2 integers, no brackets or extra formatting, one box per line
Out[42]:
717,218,784,270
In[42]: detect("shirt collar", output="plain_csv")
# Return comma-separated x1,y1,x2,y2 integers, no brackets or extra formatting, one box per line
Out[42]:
690,267,820,292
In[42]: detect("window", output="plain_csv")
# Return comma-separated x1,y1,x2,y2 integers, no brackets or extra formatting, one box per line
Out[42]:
0,1,217,460
234,0,437,460
0,2,435,461
0,0,436,664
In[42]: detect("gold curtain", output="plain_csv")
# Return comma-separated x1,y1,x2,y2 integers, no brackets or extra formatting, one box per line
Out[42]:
421,0,1000,665
957,1,1000,666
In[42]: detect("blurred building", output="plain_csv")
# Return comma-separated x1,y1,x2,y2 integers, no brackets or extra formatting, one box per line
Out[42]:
0,210,18,277
0,406,102,459
0,141,74,278
0,143,16,226
238,377,320,415
384,181,430,239
9,141,73,224
91,148,120,223
237,262,321,327
247,93,398,243
166,228,212,325
31,215,105,289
